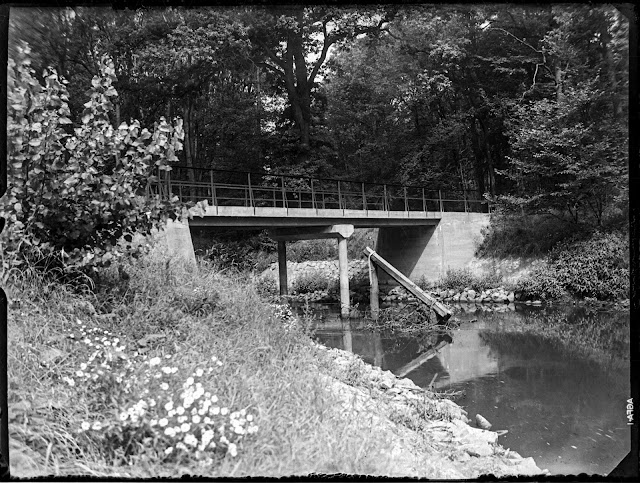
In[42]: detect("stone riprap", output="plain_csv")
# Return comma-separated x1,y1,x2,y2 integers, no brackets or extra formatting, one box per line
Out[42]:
382,286,543,306
316,344,547,478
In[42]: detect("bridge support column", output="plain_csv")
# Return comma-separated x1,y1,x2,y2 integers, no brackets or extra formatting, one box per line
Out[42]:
338,235,350,318
269,224,354,317
277,241,288,296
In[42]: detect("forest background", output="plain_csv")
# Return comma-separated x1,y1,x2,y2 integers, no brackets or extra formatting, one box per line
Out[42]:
5,4,630,265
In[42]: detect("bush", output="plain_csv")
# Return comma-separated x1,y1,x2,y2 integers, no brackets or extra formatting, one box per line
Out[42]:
255,275,278,297
550,231,629,300
436,267,505,293
515,265,565,300
291,269,333,294
196,231,277,273
437,268,475,292
1,45,184,273
471,271,504,292
287,239,336,263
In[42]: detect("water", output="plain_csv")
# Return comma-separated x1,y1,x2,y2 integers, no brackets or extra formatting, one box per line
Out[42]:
297,302,631,476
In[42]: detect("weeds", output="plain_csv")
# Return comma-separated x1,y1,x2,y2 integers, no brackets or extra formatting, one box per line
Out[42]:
436,268,505,293
291,269,333,294
7,248,407,477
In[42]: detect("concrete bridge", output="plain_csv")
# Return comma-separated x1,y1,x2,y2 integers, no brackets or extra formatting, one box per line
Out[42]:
148,166,492,316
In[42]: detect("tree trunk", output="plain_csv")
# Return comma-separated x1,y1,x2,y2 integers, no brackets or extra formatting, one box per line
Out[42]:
183,96,196,184
554,64,564,103
281,8,312,160
469,120,487,195
600,15,622,118
255,64,263,166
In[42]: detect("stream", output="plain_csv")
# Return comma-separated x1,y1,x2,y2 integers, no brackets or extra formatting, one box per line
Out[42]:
294,301,631,476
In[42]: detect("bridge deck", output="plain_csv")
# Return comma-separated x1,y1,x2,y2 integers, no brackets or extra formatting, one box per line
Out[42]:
148,166,489,229
189,205,441,228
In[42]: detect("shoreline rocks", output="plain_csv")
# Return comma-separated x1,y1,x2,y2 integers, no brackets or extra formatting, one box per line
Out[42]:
259,259,630,309
317,343,547,477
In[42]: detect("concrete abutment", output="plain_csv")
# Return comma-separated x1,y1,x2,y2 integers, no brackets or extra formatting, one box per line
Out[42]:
376,212,491,285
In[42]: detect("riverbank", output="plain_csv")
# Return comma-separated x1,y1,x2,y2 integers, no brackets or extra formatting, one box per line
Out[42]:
7,251,545,478
257,253,630,309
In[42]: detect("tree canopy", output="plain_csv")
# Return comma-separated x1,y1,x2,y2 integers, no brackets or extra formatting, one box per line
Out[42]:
6,4,630,257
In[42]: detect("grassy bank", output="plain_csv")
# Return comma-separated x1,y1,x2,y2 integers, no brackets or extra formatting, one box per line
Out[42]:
7,249,457,477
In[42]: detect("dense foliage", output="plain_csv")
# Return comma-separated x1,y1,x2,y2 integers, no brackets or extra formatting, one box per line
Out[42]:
513,230,629,301
550,231,629,300
6,4,629,266
1,45,184,272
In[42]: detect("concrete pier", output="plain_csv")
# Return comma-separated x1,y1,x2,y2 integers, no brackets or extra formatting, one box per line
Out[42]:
270,224,354,317
278,241,288,296
337,236,349,318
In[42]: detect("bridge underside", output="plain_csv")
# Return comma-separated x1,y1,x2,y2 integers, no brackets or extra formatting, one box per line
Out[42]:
188,206,441,229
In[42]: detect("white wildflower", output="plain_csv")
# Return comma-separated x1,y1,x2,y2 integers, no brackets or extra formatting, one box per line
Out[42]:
228,443,238,457
184,434,198,447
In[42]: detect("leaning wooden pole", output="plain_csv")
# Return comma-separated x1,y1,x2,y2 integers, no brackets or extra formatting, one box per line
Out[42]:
363,246,452,321
368,259,380,320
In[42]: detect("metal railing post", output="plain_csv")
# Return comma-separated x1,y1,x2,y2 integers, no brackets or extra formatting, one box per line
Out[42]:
247,172,255,213
422,187,426,214
383,184,388,214
337,180,342,212
439,190,444,213
361,182,367,213
404,186,409,214
167,169,173,199
208,170,218,214
311,178,317,213
281,176,287,212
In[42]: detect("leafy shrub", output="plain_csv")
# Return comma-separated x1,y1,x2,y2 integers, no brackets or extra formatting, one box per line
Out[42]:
195,230,277,273
287,239,337,263
255,276,278,297
471,271,504,292
1,45,184,272
291,270,333,294
200,241,259,272
550,231,629,300
515,265,565,300
437,268,475,292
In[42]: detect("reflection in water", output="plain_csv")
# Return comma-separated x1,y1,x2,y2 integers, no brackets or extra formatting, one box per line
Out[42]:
302,302,630,476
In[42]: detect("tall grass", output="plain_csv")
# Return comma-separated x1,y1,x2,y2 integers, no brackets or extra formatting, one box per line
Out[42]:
6,250,407,477
436,268,508,293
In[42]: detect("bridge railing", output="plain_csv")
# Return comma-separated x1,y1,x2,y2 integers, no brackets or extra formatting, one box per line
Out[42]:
146,166,491,214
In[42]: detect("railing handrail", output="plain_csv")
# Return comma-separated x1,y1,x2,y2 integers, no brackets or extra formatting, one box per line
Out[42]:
148,165,493,214
161,165,484,194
